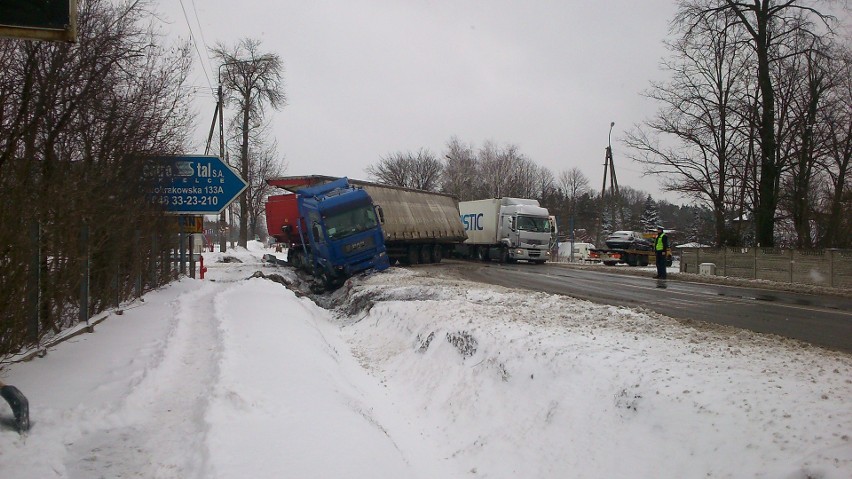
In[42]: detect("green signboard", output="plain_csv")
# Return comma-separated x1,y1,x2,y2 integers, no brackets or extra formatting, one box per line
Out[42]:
0,0,69,29
0,0,75,42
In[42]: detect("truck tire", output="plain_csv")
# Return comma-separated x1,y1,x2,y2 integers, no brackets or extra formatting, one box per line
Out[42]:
603,261,617,266
639,255,649,267
499,247,508,263
420,245,433,264
627,253,638,266
432,244,443,263
477,246,488,262
289,249,305,271
406,245,420,265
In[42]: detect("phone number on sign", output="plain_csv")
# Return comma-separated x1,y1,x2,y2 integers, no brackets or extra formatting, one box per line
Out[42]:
154,195,220,207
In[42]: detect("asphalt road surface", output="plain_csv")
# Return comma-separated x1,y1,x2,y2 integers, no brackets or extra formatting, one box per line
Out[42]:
441,260,852,354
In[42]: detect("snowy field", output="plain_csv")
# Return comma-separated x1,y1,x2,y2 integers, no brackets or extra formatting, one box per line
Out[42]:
1,241,851,478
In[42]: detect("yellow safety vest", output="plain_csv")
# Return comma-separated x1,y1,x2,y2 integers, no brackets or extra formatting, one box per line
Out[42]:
655,233,666,251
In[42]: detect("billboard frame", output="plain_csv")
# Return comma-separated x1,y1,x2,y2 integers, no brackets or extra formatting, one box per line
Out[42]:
0,0,77,43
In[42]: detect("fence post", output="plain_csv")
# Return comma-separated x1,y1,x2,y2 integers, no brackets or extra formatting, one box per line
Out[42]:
752,248,757,279
789,249,794,284
189,234,196,279
828,249,835,288
27,222,40,342
179,231,187,275
134,230,142,297
79,224,90,326
150,235,158,288
113,245,121,309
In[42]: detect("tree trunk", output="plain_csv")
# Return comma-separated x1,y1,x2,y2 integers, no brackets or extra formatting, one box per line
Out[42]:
239,96,250,248
753,8,778,247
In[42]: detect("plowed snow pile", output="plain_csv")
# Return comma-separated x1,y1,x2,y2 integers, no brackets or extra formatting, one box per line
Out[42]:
2,243,850,478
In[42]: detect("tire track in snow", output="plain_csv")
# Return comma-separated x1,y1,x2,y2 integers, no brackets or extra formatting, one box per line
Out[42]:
65,281,231,478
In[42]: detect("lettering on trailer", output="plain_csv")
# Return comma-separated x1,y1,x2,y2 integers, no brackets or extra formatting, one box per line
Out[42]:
461,213,484,231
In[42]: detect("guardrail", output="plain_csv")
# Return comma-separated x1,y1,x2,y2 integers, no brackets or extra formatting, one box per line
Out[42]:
679,247,852,289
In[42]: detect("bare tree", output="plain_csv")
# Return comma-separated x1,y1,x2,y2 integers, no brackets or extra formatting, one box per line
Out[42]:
775,29,835,248
678,0,836,246
441,136,478,200
238,123,287,240
817,46,851,247
408,149,443,191
366,148,442,190
1,0,194,359
558,167,590,216
626,5,752,246
366,152,409,186
212,38,286,248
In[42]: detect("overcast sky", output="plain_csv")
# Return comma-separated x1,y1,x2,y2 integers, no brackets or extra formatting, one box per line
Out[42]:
160,0,681,202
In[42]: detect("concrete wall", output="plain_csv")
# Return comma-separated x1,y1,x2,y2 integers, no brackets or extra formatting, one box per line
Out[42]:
679,248,852,289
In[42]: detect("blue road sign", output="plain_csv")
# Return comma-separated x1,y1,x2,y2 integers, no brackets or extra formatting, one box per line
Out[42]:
147,155,248,215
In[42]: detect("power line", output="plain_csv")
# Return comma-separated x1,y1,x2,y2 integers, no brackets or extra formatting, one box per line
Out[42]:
190,0,216,74
178,0,212,89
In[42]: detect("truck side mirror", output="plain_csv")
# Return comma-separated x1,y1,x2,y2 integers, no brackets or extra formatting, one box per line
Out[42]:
282,225,292,234
375,205,385,224
312,223,322,241
509,217,516,231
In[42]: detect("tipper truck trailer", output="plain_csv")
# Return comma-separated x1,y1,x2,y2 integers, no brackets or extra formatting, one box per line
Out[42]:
456,198,554,264
266,175,467,266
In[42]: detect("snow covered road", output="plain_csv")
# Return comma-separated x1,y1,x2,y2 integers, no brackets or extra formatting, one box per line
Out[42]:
2,242,851,478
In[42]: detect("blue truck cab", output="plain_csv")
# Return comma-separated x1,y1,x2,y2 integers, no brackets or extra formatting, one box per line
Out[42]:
294,177,390,288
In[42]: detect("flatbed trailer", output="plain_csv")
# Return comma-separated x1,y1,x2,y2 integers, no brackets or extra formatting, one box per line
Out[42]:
589,247,672,267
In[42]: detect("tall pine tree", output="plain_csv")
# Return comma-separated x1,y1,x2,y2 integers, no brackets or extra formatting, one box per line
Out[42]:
639,195,659,231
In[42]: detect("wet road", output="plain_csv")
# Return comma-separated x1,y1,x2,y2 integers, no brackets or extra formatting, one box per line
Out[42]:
446,261,852,353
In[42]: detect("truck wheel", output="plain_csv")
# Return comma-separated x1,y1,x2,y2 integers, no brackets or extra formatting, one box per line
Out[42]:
627,253,638,266
499,247,508,263
288,249,303,270
406,245,420,265
603,261,617,266
477,247,488,262
639,255,649,267
420,245,433,264
432,244,443,264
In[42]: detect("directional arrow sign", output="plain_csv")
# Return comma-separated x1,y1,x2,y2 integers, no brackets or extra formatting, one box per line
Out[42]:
146,155,248,215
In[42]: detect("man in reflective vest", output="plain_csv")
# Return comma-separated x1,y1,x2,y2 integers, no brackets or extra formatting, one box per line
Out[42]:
654,226,669,279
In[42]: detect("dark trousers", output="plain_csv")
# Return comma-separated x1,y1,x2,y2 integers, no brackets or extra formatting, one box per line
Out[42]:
655,251,667,278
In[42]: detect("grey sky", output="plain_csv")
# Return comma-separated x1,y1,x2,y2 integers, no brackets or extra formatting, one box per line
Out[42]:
162,0,680,201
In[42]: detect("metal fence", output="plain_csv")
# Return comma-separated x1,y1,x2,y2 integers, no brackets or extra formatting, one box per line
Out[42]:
0,224,199,362
679,247,852,289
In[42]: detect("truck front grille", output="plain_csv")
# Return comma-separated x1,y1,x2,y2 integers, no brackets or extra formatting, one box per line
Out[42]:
343,236,375,254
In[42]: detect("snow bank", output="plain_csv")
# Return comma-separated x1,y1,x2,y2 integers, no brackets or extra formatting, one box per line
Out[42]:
2,242,850,478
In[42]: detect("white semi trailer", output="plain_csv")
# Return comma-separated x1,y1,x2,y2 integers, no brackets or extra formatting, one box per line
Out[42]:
457,198,554,264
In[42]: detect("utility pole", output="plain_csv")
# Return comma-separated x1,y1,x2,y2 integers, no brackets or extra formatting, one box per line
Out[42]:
218,80,227,253
214,61,245,252
601,121,620,229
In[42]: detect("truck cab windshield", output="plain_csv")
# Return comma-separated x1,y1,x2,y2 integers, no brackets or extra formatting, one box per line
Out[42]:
515,215,551,233
325,206,379,240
